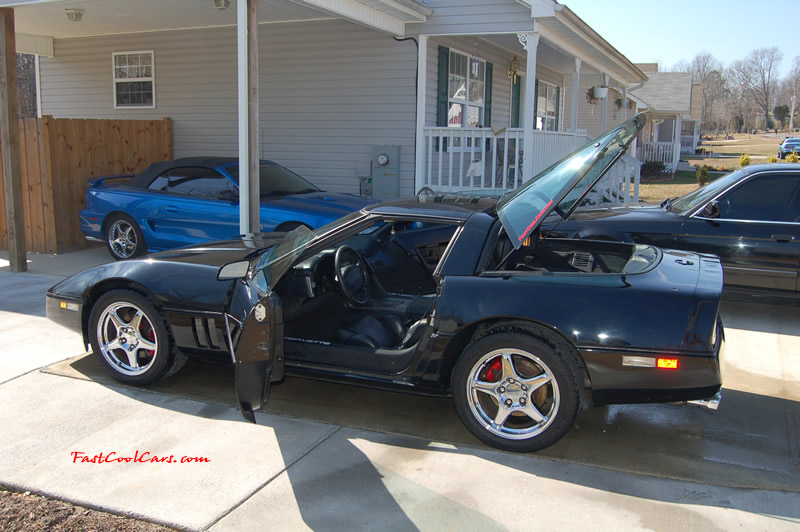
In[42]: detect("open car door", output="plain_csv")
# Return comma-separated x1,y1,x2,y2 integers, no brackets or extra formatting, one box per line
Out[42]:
233,292,284,423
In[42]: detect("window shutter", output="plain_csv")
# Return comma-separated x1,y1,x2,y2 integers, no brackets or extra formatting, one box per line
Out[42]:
484,62,493,127
437,46,450,152
533,79,539,127
437,46,449,127
511,77,521,128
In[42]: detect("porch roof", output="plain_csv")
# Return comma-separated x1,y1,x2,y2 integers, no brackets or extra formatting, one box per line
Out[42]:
1,0,433,52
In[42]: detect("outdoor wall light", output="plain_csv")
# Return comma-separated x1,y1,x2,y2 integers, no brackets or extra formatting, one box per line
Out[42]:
64,8,84,22
213,0,231,9
508,55,520,85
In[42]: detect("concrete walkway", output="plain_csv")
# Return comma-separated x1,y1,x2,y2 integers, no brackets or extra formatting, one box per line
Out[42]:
0,249,798,530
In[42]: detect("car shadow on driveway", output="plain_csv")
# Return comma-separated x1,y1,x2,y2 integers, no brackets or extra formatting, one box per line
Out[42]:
42,353,800,527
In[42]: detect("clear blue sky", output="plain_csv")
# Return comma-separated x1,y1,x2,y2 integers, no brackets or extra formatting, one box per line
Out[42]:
563,0,797,76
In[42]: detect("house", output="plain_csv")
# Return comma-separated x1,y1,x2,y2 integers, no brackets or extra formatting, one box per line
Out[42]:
2,0,650,259
631,63,704,173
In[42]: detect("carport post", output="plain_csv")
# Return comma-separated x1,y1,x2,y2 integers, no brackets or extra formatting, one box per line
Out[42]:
0,8,27,271
237,0,260,235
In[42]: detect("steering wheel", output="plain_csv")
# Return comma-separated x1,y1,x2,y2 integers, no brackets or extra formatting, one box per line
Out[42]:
334,245,371,305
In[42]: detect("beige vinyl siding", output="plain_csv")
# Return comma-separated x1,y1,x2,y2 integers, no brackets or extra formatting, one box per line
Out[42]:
561,75,630,138
40,19,418,196
410,0,535,35
690,84,703,121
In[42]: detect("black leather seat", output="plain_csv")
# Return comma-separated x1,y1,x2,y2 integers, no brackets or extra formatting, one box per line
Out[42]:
336,315,404,349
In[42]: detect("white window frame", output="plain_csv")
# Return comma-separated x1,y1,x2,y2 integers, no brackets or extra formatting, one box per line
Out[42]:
112,50,156,109
447,47,486,129
536,79,559,132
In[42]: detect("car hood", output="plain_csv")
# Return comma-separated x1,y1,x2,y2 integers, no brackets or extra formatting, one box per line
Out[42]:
565,203,676,223
147,233,286,268
496,113,646,248
261,191,376,216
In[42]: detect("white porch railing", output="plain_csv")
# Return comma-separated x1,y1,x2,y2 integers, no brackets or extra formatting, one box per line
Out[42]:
637,141,678,172
421,127,591,193
592,153,641,204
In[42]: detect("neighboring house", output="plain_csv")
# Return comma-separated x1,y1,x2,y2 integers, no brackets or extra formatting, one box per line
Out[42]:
6,0,648,207
631,63,704,173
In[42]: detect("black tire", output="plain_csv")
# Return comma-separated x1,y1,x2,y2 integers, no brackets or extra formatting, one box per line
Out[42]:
452,331,581,452
274,221,310,233
88,289,185,385
105,213,147,260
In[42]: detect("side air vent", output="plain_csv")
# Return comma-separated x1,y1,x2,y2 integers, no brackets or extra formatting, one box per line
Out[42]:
192,317,221,349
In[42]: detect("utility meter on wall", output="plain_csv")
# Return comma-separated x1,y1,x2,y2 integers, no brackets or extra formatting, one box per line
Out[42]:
371,145,400,201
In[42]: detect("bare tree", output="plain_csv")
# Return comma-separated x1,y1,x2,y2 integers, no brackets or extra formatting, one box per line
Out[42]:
670,59,691,73
784,56,800,129
740,47,783,128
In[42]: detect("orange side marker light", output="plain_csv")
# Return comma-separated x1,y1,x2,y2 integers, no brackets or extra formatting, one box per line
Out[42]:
657,358,679,370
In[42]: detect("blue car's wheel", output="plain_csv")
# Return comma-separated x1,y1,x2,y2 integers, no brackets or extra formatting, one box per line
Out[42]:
105,214,146,260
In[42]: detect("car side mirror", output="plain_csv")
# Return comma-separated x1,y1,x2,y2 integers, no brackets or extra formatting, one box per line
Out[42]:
218,260,250,280
700,200,720,219
219,189,239,204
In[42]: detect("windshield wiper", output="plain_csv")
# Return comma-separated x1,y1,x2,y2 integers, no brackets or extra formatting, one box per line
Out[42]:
660,197,673,212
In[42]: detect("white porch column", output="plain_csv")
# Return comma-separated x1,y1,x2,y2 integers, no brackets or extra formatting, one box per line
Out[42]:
621,87,628,121
600,73,608,133
414,34,428,195
570,57,581,133
521,32,539,182
237,0,259,235
673,115,682,171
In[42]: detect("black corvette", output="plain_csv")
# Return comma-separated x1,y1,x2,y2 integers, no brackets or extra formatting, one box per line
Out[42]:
46,115,725,452
545,164,800,302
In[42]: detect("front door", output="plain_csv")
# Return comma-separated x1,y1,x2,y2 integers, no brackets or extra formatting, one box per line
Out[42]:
678,172,800,297
234,292,284,422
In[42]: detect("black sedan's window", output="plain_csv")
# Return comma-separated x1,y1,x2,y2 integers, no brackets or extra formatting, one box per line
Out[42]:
159,167,236,199
719,174,800,222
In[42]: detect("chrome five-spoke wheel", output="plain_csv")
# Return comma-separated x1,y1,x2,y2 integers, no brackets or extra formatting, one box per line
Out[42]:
96,301,158,376
453,331,580,452
467,349,559,440
104,215,146,260
88,289,184,385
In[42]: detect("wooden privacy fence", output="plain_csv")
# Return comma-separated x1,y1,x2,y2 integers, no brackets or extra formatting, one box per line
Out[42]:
0,117,173,253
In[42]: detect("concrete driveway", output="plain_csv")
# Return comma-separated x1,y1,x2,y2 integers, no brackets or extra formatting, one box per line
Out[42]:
1,249,798,530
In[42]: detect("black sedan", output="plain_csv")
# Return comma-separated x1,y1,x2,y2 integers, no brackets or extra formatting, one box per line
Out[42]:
546,164,800,302
46,114,725,452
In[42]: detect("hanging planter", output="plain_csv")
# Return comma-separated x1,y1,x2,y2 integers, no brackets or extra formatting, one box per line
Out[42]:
592,86,609,99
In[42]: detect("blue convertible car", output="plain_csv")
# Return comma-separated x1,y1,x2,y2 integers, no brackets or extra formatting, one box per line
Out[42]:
80,157,375,259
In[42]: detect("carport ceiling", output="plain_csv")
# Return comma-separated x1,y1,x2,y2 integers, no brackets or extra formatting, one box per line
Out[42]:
5,0,335,38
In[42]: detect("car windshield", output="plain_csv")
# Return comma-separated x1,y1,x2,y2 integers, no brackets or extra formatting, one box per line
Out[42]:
669,168,747,215
496,114,646,248
253,210,367,292
225,163,321,196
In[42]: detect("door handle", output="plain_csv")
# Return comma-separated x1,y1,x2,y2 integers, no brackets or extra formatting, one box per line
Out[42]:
165,206,179,213
771,234,795,242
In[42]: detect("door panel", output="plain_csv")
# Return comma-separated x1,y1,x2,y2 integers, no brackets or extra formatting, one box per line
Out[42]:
234,293,284,423
678,218,799,293
678,173,800,295
149,167,239,247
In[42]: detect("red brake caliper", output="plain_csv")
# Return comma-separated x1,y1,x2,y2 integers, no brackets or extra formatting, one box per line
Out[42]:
484,357,502,382
140,322,156,357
